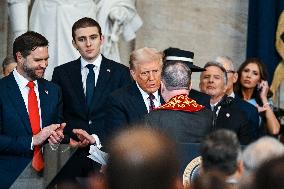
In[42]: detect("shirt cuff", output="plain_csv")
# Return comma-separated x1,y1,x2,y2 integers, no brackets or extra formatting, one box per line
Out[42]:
31,137,34,150
91,134,102,149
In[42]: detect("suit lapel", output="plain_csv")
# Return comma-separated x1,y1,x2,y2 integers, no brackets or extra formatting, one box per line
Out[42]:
129,83,148,117
38,79,48,128
91,57,112,110
6,74,31,133
66,58,88,113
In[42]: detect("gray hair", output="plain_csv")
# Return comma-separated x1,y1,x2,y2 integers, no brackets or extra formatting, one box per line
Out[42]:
203,61,228,85
215,56,235,71
242,136,284,174
162,62,192,91
2,56,16,71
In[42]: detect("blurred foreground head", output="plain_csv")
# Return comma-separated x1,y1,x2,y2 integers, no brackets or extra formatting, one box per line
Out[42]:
106,126,180,189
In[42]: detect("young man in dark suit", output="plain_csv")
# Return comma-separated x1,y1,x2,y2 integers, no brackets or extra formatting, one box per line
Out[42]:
51,17,131,183
0,31,65,189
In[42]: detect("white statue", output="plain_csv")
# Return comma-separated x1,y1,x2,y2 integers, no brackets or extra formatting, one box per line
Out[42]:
7,0,142,80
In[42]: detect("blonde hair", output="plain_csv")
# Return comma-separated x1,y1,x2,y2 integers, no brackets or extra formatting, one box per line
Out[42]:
129,47,163,70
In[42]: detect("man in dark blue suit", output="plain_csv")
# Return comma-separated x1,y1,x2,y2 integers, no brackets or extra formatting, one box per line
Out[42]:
216,56,260,140
51,17,131,183
0,31,64,188
199,61,254,144
103,47,164,137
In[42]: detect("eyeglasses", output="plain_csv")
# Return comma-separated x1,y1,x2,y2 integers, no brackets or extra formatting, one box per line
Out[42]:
226,70,236,74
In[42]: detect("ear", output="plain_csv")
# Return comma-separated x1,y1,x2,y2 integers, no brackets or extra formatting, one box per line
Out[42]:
130,69,136,81
161,80,165,91
189,81,192,91
15,52,24,63
72,40,78,50
237,160,244,176
233,72,238,83
100,35,104,45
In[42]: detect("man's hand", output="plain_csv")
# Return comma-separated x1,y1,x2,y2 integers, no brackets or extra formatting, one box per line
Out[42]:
69,129,96,148
48,123,66,145
33,124,61,146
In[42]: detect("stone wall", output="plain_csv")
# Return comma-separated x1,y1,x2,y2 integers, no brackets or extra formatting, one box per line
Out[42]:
135,0,248,89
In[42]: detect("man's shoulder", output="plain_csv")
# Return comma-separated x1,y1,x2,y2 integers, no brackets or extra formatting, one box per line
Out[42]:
110,82,136,97
38,78,61,91
102,56,129,70
54,59,79,71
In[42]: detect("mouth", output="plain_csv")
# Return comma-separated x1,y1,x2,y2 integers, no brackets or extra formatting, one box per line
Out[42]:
243,80,251,84
206,86,215,90
86,49,94,54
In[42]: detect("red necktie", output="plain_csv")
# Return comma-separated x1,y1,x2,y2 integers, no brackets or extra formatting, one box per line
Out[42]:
27,81,44,172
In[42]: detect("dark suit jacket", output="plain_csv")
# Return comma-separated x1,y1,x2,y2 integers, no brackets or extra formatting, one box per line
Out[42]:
145,108,213,143
0,73,63,189
232,95,260,140
52,56,131,143
214,96,253,145
104,82,164,139
189,89,211,109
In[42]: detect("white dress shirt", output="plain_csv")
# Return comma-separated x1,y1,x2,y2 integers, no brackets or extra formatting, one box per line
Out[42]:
136,82,161,113
81,54,102,95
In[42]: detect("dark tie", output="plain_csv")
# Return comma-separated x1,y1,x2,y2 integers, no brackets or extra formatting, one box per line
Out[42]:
148,93,155,112
86,64,95,108
27,81,44,172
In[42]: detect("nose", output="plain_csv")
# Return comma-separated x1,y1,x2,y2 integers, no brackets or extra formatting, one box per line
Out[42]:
148,71,154,80
40,60,48,68
208,76,214,83
86,38,91,46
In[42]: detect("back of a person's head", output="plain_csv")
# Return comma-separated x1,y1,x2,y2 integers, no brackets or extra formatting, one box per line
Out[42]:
242,136,284,174
162,61,192,91
190,171,230,189
201,129,241,176
253,155,284,189
106,126,179,189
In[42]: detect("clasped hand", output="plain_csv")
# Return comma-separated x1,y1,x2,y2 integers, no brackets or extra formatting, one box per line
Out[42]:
69,129,96,148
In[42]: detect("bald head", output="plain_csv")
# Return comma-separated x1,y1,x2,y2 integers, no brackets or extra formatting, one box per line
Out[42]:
106,127,179,189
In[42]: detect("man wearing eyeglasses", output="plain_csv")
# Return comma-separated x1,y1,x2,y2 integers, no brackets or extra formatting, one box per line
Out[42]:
216,56,260,140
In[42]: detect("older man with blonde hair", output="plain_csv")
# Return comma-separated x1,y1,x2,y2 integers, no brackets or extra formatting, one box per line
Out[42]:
103,47,164,136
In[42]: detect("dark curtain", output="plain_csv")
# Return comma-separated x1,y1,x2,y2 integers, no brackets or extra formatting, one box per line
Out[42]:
246,0,284,83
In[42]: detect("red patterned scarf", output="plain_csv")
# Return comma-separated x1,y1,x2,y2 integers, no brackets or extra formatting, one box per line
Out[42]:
155,94,204,112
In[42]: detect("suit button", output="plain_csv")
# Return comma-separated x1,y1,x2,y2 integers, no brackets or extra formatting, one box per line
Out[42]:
89,120,92,125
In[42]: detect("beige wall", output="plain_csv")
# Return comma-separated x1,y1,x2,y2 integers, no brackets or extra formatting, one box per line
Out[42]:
135,0,248,89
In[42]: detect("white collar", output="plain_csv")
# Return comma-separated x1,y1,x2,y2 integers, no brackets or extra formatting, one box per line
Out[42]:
136,82,159,100
228,92,235,98
13,69,38,90
81,54,102,69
